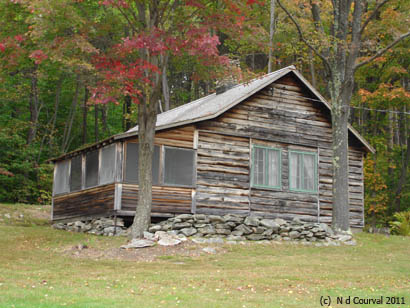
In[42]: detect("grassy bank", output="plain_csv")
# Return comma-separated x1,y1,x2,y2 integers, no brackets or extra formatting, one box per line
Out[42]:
0,204,409,308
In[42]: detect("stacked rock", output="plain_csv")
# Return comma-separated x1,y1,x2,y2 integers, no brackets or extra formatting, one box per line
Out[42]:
53,214,356,245
52,217,126,236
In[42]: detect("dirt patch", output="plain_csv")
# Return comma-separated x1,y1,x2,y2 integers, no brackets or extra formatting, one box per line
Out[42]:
63,240,226,262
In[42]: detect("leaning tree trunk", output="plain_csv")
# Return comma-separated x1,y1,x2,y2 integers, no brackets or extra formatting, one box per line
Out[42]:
131,99,158,239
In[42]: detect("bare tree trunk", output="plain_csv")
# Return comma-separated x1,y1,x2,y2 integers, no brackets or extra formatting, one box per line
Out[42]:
395,134,410,212
329,79,351,232
131,97,158,239
309,49,317,88
82,87,89,145
162,58,170,111
62,76,80,152
268,0,275,73
101,104,109,135
27,71,42,145
94,104,99,142
47,75,63,148
124,95,132,131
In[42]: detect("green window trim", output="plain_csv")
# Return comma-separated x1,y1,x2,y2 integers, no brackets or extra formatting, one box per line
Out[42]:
288,150,318,193
251,145,282,189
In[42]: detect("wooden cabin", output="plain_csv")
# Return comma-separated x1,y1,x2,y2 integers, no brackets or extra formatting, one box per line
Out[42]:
50,66,374,229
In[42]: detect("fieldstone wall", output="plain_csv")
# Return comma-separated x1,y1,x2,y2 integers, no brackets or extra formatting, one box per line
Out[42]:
53,217,127,236
53,214,356,246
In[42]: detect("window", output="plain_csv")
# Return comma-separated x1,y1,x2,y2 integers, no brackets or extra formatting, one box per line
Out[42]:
99,144,116,185
70,155,82,191
251,146,281,189
85,150,99,188
289,151,317,192
164,147,195,186
124,143,160,184
53,160,70,195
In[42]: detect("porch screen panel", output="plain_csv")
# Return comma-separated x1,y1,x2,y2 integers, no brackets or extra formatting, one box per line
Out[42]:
85,150,99,188
70,155,82,191
164,147,195,186
125,143,138,183
125,143,160,184
99,144,116,185
53,160,70,195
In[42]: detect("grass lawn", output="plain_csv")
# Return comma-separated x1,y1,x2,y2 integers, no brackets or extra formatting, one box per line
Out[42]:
0,204,409,308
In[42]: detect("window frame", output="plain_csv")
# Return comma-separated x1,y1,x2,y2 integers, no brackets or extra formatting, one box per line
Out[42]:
288,150,318,193
251,145,282,190
163,145,196,188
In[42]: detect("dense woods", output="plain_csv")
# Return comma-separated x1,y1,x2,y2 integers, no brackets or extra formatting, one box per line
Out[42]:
0,0,408,230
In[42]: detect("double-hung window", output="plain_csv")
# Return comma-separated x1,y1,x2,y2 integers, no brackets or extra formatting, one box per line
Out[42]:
289,150,317,193
251,146,281,189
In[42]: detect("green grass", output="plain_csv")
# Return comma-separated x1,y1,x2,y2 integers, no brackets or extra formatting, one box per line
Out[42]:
0,204,409,308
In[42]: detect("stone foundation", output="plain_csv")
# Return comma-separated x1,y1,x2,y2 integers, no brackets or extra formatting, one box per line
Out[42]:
53,214,356,246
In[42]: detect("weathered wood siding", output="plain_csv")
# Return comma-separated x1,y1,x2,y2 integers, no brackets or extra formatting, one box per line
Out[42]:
125,125,195,149
195,131,250,215
53,184,115,220
195,74,364,227
121,184,192,214
249,140,319,222
318,147,364,227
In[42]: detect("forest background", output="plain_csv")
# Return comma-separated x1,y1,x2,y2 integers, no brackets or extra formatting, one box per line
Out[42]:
0,0,408,229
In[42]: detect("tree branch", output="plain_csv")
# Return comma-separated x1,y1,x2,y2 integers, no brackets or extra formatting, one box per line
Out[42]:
354,31,410,71
360,0,390,36
276,0,332,72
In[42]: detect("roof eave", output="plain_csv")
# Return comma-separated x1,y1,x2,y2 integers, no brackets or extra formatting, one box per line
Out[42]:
291,70,375,154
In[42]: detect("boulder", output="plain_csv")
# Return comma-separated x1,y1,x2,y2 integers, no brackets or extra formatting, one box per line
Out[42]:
274,218,287,226
289,231,300,239
180,227,197,237
262,229,274,237
244,216,259,227
226,235,245,241
120,239,155,249
143,231,157,241
260,219,280,231
209,215,225,223
175,214,193,221
194,223,208,228
158,236,181,246
234,224,252,235
148,225,162,233
193,214,206,221
223,214,243,224
225,221,237,229
173,222,192,230
231,230,244,236
215,228,231,235
253,227,266,234
198,225,216,235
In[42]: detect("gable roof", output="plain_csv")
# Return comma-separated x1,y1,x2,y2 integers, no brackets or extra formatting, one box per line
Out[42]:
116,65,375,153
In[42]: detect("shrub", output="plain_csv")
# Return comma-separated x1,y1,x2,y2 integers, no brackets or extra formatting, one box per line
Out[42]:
0,124,52,204
389,211,410,236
